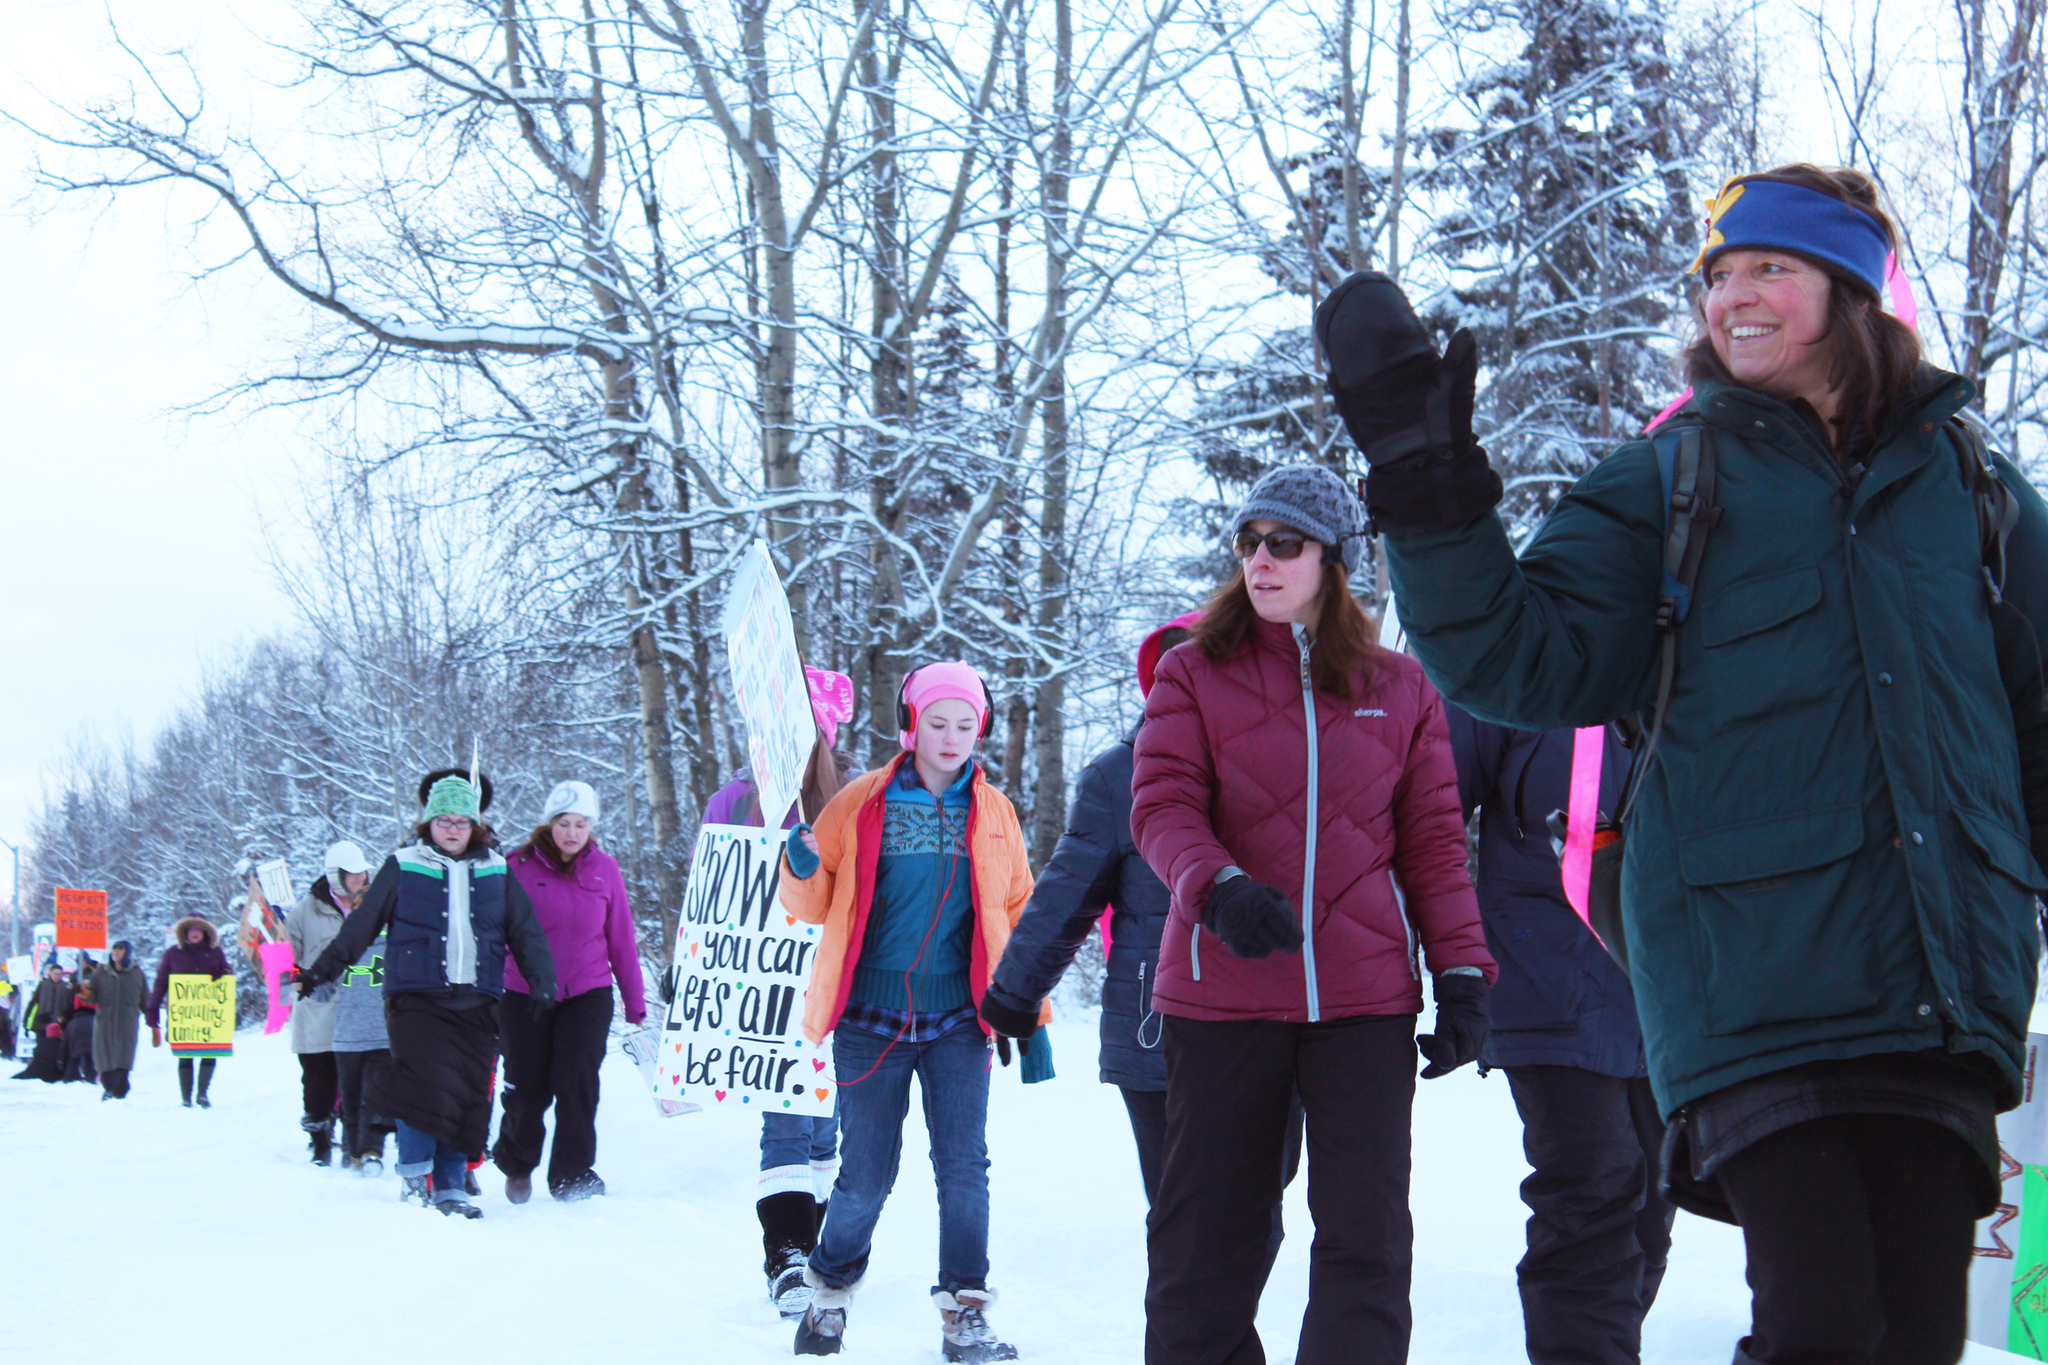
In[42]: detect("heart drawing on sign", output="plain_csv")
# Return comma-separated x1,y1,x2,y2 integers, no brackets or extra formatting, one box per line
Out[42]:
715,1090,727,1102
814,1088,830,1102
813,1059,826,1072
689,942,699,956
786,914,796,927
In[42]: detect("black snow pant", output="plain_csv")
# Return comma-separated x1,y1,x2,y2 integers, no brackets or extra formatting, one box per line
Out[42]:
1122,1082,1306,1282
178,1057,216,1103
1503,1066,1674,1365
299,1051,338,1122
1146,1012,1416,1365
494,986,612,1195
61,1015,96,1082
336,1050,395,1159
1715,1113,1978,1365
100,1067,132,1099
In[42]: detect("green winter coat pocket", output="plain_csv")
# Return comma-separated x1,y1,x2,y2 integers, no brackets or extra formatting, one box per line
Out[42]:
1678,802,1887,1037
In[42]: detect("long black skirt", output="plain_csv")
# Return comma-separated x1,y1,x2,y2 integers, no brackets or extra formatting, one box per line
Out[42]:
372,993,500,1158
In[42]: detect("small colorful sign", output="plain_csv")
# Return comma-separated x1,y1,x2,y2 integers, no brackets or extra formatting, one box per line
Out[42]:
165,973,236,1058
258,940,296,1036
255,859,293,911
655,824,835,1117
53,888,108,950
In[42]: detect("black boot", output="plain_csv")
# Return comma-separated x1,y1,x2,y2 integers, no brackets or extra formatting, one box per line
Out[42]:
794,1272,853,1356
759,1191,820,1317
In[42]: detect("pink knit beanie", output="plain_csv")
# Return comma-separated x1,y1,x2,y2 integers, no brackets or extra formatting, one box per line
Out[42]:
898,660,989,750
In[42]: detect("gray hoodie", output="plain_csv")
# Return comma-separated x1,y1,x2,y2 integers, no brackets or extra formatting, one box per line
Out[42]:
330,932,390,1053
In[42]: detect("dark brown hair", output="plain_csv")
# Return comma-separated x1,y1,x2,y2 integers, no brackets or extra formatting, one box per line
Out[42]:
414,820,496,856
1194,561,1381,700
517,822,586,874
1684,164,1922,448
800,733,845,823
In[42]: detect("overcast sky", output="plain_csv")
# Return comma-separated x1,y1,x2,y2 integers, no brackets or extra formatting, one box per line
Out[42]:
0,2,303,896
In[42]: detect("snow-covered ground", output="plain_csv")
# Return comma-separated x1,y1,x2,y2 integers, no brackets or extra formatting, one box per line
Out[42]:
0,1018,2027,1363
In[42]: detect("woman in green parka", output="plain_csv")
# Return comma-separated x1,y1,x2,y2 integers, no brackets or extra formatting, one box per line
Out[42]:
1314,164,2048,1364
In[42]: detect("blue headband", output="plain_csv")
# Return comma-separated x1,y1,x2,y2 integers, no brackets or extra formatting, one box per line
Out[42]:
1689,177,1892,297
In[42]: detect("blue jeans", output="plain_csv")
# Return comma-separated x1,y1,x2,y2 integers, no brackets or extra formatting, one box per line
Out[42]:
809,1023,991,1292
395,1119,471,1200
761,1107,841,1198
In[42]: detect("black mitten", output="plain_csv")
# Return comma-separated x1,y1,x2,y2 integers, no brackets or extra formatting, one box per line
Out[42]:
1203,877,1305,960
1417,973,1491,1079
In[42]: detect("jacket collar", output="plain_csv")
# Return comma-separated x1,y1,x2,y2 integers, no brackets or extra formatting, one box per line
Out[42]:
1685,369,1974,511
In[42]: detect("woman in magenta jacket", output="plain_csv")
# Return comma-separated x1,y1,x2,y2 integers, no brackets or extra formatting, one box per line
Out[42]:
1131,464,1494,1365
495,779,647,1203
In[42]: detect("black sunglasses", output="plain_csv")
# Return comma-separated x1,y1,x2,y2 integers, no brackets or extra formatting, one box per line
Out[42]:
1232,529,1316,561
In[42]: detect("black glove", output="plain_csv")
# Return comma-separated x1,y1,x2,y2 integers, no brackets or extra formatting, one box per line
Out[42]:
1417,973,1490,1079
979,988,1039,1041
991,1031,1038,1068
295,968,327,999
1314,272,1501,536
1203,877,1304,960
527,988,557,1020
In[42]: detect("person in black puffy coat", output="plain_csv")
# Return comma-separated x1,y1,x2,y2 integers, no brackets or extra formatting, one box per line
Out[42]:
1445,702,1675,1365
980,613,1303,1221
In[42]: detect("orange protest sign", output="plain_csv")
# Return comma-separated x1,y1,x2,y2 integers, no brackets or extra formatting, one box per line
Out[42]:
53,888,108,950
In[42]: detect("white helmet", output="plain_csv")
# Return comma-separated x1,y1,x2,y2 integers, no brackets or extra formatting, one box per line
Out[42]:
324,840,370,886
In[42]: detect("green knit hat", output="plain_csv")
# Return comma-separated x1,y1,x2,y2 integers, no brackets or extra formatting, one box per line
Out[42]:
423,775,481,821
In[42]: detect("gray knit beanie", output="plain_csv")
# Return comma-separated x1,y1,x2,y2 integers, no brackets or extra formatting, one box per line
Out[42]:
1231,463,1367,573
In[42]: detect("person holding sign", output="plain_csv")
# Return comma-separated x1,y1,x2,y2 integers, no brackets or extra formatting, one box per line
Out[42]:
10,961,70,1082
779,660,1041,1363
700,666,861,1319
285,842,371,1165
299,769,557,1219
495,779,647,1204
146,918,233,1107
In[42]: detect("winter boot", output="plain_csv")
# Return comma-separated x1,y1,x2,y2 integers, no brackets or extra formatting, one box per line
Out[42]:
401,1175,431,1205
759,1190,820,1316
935,1288,1018,1363
360,1155,384,1178
179,1072,193,1108
793,1271,855,1356
506,1174,533,1205
437,1196,484,1220
303,1116,335,1166
464,1168,482,1197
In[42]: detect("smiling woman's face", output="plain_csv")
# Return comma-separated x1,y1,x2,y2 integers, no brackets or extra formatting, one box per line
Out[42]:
1704,249,1838,410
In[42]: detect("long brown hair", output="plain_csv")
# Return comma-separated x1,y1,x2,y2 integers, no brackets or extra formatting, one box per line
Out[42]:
518,822,586,874
1194,561,1382,700
1683,164,1922,448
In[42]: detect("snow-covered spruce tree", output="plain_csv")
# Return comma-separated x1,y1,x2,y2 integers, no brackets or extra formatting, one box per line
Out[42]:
1419,0,1704,533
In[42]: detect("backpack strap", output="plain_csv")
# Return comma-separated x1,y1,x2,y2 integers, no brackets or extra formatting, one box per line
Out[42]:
1949,414,2019,606
1617,423,1722,822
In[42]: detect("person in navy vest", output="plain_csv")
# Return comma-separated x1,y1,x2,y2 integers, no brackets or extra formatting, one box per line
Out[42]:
1444,705,1674,1365
303,768,557,1219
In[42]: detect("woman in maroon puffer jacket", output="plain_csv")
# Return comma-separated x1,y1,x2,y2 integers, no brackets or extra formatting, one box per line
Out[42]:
1131,463,1494,1365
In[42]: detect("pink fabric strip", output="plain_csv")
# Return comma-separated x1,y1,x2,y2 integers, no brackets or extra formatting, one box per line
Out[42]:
1560,726,1605,935
1645,388,1694,433
259,939,295,1035
1885,252,1919,329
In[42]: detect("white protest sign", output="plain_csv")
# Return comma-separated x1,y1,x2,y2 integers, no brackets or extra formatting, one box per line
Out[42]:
256,859,294,910
721,542,819,831
654,824,835,1117
4,955,30,988
622,1025,700,1119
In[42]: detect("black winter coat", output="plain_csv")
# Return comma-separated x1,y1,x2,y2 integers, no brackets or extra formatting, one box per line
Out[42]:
1446,705,1642,1077
986,732,1169,1089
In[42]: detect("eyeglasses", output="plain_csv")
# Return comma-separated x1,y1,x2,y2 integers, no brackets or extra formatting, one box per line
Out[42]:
431,816,475,830
1233,529,1315,561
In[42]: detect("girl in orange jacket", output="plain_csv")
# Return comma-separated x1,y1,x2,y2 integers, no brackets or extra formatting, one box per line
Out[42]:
777,660,1046,1363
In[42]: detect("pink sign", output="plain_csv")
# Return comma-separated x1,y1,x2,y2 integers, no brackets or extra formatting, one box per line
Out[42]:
258,940,296,1035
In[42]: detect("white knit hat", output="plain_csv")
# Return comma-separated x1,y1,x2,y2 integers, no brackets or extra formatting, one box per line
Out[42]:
542,780,600,824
